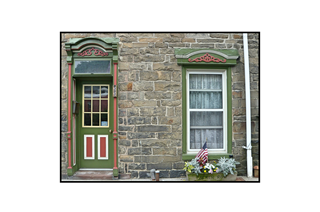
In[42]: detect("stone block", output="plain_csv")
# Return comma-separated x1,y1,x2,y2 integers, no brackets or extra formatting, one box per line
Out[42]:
161,99,181,106
167,107,174,116
145,91,171,100
131,33,154,37
210,33,229,39
119,126,134,132
120,55,134,62
127,108,139,116
170,170,186,178
140,139,168,147
129,63,147,70
136,125,171,132
140,71,171,81
159,116,181,125
172,71,181,82
153,148,176,155
197,38,224,43
139,48,159,55
128,147,152,155
120,48,139,56
154,33,171,37
158,132,182,140
154,82,181,91
147,163,172,170
168,43,187,48
119,62,130,71
132,100,157,107
131,42,149,48
191,43,215,48
132,81,153,91
140,107,166,116
61,121,67,132
119,140,131,146
138,171,151,178
127,132,155,140
153,62,180,71
120,37,137,42
127,92,140,100
128,117,151,125
119,117,126,125
233,34,243,39
119,82,132,91
136,156,181,163
159,171,170,178
139,37,163,42
119,101,133,108
233,122,246,133
134,55,165,62
128,163,146,170
175,107,182,116
232,91,243,98
182,38,195,43
159,48,175,54
173,162,185,169
232,82,245,90
186,33,209,38
129,171,138,178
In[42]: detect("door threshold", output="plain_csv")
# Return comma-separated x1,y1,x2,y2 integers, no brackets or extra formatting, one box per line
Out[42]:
79,168,113,171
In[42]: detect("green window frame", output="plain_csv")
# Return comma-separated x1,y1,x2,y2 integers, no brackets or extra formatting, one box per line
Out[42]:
175,49,239,160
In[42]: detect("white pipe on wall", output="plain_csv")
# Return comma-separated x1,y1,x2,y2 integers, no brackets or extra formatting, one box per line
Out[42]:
242,33,253,178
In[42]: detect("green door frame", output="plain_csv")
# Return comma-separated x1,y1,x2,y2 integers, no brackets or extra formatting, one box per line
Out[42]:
65,37,119,177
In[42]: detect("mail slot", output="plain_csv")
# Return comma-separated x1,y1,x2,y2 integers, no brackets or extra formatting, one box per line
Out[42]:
73,101,80,114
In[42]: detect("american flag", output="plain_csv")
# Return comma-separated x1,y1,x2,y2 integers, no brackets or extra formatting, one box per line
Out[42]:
196,142,208,164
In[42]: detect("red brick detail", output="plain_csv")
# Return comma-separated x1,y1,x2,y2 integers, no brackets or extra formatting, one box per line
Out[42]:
100,137,106,158
86,137,92,157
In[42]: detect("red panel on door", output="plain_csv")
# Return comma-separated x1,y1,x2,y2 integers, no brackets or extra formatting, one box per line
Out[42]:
100,137,106,157
86,137,92,157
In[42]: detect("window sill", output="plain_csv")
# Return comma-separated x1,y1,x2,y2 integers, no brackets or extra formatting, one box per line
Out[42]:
182,153,233,161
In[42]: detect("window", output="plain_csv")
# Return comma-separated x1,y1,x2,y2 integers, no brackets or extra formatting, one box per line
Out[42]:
182,68,232,159
174,48,238,160
187,70,227,154
83,84,109,127
75,60,111,74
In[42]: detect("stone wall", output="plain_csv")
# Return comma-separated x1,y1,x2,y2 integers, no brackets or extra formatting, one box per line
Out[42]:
60,32,260,178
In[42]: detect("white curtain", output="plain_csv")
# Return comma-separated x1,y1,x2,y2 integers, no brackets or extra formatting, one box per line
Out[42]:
189,74,223,149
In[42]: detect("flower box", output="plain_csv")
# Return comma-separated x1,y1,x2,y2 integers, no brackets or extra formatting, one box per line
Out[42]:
187,171,237,181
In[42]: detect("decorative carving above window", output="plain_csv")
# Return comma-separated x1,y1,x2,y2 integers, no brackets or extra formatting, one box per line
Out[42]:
188,53,226,63
77,47,109,57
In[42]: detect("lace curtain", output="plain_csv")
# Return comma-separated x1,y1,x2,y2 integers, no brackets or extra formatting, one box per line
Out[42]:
189,74,223,149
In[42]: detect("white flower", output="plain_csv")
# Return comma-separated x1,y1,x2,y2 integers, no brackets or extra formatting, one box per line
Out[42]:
205,163,215,169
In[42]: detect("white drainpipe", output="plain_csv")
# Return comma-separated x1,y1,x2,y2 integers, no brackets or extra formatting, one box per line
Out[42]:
242,33,253,178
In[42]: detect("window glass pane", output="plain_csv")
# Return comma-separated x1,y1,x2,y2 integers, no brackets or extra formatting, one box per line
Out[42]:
93,100,99,112
84,114,91,126
189,74,222,90
84,100,91,112
101,86,108,98
101,114,108,126
190,91,222,109
93,86,100,98
75,60,111,74
84,86,91,98
101,100,108,112
93,114,99,126
190,112,223,126
190,129,223,149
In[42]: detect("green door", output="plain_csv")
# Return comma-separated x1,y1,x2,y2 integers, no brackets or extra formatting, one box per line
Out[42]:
76,78,114,169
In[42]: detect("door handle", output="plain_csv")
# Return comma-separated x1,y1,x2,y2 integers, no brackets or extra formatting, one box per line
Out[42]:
109,129,113,133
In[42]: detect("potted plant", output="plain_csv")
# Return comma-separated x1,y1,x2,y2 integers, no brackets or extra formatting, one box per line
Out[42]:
184,157,240,181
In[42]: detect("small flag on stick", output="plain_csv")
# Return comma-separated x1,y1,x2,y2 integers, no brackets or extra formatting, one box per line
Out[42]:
196,142,208,164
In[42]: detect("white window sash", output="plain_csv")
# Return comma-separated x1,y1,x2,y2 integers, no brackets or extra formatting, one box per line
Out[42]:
186,70,228,154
